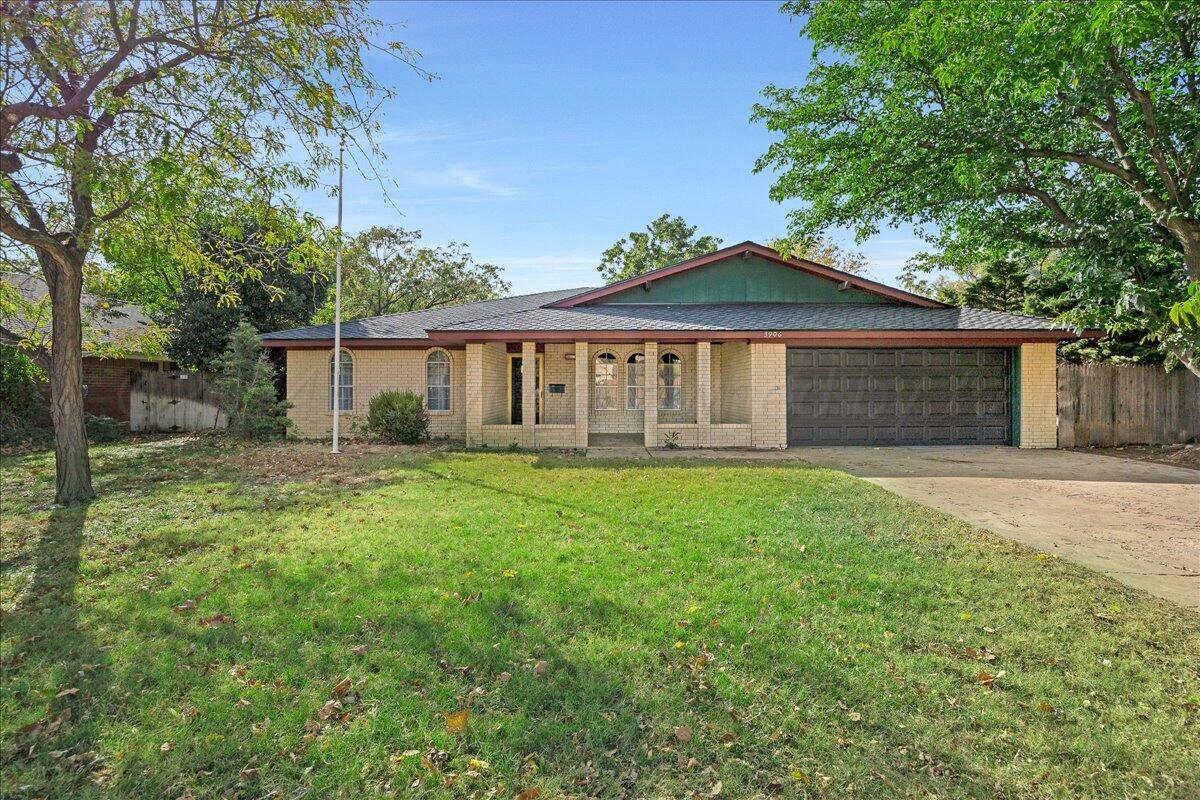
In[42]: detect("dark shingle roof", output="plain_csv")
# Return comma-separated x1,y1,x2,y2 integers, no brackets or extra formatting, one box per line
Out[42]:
430,302,1070,332
260,293,1071,341
259,287,592,340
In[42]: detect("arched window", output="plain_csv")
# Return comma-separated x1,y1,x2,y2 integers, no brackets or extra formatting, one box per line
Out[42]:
594,351,617,410
626,353,645,409
329,349,353,411
426,350,451,411
659,352,682,410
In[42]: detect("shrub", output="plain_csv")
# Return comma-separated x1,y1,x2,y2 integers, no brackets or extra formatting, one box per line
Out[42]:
365,390,428,444
212,321,292,439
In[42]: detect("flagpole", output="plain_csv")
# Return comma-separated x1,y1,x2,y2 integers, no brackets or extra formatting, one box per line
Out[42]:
331,135,345,454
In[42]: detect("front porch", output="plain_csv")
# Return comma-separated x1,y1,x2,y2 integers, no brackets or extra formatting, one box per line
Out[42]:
464,339,787,450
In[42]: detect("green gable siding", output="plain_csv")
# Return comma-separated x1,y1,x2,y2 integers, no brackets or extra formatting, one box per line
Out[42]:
595,256,889,304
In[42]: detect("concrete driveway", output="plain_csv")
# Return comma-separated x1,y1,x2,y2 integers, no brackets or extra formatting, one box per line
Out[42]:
793,446,1200,610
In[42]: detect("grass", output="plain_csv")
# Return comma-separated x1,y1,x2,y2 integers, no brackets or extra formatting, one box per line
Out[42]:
1,437,1197,799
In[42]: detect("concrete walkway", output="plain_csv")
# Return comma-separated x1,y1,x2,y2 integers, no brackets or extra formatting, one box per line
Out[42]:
793,446,1200,610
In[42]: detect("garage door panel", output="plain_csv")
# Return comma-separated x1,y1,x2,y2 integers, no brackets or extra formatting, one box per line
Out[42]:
787,348,1011,446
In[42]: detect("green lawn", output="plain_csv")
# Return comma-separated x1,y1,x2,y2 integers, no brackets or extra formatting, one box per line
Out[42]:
2,438,1197,799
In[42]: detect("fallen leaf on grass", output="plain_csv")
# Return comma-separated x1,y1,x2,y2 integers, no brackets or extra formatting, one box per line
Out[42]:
56,687,79,698
351,644,368,656
977,670,1006,687
173,600,197,614
1036,701,1055,714
467,758,489,773
198,613,233,628
444,709,469,734
533,660,548,677
330,677,353,698
515,788,541,800
674,725,693,743
160,741,174,753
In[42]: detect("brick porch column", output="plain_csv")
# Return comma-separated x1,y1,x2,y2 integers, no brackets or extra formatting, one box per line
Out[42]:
465,343,483,446
643,340,658,447
521,341,537,447
574,341,589,448
696,340,711,447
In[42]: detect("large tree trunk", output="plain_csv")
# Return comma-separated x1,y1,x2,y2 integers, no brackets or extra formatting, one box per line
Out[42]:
48,259,95,505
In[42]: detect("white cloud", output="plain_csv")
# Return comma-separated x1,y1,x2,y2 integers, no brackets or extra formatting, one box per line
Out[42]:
406,165,519,197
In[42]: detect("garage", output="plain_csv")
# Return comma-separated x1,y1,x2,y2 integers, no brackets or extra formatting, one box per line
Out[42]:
786,347,1012,446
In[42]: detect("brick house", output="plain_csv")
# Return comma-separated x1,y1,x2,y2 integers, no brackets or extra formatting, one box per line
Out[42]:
261,242,1089,449
1,273,170,422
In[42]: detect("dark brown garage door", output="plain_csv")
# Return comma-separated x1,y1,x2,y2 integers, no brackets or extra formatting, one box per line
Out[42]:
786,348,1011,446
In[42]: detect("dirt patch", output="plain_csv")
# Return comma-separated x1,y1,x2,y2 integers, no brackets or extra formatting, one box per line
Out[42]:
1072,443,1200,471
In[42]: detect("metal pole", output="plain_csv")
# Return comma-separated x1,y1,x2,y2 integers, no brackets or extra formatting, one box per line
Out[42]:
331,136,345,454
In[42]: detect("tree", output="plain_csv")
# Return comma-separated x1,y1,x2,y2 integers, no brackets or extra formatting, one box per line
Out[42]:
770,235,869,275
598,215,722,284
162,217,329,370
1,1,426,503
212,320,290,439
753,0,1200,374
319,226,508,321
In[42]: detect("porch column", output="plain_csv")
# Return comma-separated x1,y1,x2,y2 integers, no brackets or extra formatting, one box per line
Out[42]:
466,343,483,447
644,340,658,447
696,340,711,447
574,341,589,448
521,341,537,447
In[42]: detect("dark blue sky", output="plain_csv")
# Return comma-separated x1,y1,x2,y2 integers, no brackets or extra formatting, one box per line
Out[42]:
299,0,924,293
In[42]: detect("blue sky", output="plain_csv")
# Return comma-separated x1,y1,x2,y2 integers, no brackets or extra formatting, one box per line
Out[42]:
299,0,926,294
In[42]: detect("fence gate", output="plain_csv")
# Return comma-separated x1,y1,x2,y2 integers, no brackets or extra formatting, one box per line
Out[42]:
130,371,227,432
1058,363,1200,447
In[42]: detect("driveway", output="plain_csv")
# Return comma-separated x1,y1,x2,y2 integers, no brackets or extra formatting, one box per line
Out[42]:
793,446,1200,610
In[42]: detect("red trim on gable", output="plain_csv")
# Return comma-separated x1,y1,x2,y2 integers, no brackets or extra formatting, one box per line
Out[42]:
551,241,946,309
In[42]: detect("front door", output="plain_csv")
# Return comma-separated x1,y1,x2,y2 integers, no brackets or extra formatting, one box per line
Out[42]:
510,355,542,424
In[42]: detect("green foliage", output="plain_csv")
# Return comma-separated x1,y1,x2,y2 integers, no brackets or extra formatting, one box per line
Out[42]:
599,214,722,283
2,441,1197,797
212,322,291,439
314,227,508,321
365,390,429,444
159,216,330,370
755,0,1200,371
770,235,869,275
0,345,49,442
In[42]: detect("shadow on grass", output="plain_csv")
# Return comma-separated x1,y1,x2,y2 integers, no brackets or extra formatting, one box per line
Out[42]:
2,505,113,793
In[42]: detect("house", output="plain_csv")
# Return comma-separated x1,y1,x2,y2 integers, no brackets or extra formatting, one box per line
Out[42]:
260,242,1090,449
0,273,170,422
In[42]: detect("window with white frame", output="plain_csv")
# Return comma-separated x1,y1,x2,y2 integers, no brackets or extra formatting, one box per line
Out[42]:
329,349,353,411
594,351,617,410
425,350,451,411
626,353,645,409
658,352,682,410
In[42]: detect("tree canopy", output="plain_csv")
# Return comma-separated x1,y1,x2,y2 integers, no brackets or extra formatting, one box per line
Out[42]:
317,226,508,321
598,214,722,284
1,0,423,502
161,217,330,370
754,0,1200,373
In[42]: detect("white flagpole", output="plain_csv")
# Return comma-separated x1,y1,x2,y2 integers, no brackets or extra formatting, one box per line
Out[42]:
331,135,345,454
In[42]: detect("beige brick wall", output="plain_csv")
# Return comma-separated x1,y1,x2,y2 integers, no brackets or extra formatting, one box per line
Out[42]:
480,342,508,425
717,342,751,424
287,347,466,439
750,342,787,449
1018,342,1058,448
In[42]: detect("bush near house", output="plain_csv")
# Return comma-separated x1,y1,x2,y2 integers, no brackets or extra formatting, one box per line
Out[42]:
365,390,429,444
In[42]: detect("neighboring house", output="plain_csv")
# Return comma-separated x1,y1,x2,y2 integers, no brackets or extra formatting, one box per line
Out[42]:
261,242,1092,449
0,273,170,422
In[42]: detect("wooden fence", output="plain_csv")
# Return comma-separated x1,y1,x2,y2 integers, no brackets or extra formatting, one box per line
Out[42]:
130,370,227,432
1057,363,1200,447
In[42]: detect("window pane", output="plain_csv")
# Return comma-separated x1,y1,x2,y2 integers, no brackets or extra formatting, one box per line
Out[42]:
595,385,617,411
428,386,450,411
659,386,681,410
627,386,644,409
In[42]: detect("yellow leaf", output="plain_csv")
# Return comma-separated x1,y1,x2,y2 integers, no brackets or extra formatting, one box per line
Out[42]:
1036,701,1055,713
674,641,686,649
444,709,469,734
467,757,489,772
502,569,517,578
791,768,810,784
687,604,701,614
959,612,972,621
